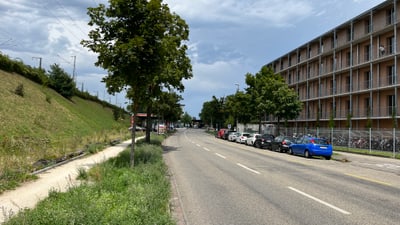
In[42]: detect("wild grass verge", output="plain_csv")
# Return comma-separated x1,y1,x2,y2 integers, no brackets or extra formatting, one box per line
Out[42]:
0,129,134,194
3,134,174,225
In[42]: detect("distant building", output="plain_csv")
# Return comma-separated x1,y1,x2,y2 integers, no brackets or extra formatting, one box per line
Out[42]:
265,0,400,129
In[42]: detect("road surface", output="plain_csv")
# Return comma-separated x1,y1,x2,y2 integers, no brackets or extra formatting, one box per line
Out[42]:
164,128,400,225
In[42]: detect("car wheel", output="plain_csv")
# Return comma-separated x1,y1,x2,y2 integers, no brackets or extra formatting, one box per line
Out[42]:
325,156,331,160
304,150,310,158
288,148,293,155
255,141,261,148
278,146,283,153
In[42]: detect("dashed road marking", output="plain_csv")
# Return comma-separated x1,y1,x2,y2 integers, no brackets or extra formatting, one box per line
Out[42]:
237,163,260,175
288,186,351,215
215,153,226,159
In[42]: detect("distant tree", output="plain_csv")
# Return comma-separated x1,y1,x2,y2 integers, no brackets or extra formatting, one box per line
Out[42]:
272,85,303,134
224,92,252,130
245,66,281,133
199,96,226,129
47,64,75,99
156,91,183,124
181,112,192,127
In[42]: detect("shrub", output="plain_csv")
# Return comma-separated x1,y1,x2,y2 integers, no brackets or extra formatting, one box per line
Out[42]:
14,84,24,97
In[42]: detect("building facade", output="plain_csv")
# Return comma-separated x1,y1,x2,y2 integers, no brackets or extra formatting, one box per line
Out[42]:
266,0,400,129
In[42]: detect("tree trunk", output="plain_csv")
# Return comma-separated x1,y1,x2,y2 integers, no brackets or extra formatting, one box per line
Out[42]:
145,104,152,143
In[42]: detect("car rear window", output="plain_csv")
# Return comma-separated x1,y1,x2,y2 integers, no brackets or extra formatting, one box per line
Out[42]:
314,139,328,145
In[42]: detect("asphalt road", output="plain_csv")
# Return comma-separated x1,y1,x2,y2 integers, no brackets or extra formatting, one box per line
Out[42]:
164,128,400,225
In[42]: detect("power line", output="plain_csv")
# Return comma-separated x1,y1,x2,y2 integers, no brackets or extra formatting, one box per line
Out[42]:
54,0,88,37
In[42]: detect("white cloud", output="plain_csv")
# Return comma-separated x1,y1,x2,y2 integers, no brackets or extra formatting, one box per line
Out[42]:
166,0,314,27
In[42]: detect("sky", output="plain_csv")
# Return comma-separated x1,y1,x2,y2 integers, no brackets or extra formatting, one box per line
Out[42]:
0,0,386,118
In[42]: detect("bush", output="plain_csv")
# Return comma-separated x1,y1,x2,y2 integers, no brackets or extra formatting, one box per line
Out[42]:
14,84,24,97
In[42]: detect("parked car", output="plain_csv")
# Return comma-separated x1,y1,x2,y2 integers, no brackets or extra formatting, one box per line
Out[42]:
270,135,295,153
228,132,240,142
216,128,228,138
235,132,251,144
288,136,332,160
245,133,261,146
254,134,275,149
223,131,235,140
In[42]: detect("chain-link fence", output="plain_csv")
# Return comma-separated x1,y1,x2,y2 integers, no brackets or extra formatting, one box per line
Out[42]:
278,126,399,157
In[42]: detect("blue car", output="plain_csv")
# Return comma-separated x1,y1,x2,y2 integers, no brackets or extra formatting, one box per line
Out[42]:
288,136,332,160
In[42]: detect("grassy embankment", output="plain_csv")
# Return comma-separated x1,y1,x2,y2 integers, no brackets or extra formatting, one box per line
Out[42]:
3,135,174,225
0,70,132,193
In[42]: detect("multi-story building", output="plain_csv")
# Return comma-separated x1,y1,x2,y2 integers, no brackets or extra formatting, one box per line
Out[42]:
266,0,400,129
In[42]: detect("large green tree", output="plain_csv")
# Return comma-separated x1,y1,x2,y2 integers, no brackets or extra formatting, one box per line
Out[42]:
81,0,192,167
245,66,301,134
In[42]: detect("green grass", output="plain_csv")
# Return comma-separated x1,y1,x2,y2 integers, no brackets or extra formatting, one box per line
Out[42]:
3,135,174,225
0,70,131,193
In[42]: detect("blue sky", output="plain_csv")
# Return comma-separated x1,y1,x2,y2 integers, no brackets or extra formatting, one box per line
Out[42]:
0,0,386,118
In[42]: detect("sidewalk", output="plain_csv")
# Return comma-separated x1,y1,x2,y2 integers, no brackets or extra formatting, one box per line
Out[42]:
0,138,140,223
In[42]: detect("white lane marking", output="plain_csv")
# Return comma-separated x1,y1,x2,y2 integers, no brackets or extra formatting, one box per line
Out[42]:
288,187,351,215
215,153,226,159
236,163,260,175
203,147,211,152
196,144,201,147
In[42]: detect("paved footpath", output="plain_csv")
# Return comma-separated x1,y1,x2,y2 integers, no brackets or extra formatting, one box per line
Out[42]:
0,138,140,224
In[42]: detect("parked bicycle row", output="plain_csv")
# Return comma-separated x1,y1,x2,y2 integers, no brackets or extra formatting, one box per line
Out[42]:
215,129,332,160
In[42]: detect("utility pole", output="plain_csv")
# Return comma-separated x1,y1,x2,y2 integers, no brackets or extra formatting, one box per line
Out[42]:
71,56,76,82
32,57,42,70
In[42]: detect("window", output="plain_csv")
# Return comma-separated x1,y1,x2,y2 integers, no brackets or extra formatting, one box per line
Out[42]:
308,47,312,58
388,95,395,116
365,98,371,116
347,100,351,115
347,27,353,41
364,71,371,89
297,70,300,81
289,56,292,67
365,18,371,34
320,41,324,53
387,36,395,54
387,7,395,25
388,65,395,85
297,53,301,63
280,61,283,70
364,44,371,61
346,76,351,92
288,73,292,84
346,52,351,66
331,102,336,117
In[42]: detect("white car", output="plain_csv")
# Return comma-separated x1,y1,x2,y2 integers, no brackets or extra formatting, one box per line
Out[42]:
235,132,251,144
228,132,240,141
245,133,261,146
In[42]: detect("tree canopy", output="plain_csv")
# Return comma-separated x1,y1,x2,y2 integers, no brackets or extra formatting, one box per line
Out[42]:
200,66,302,134
48,63,76,99
82,0,192,167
